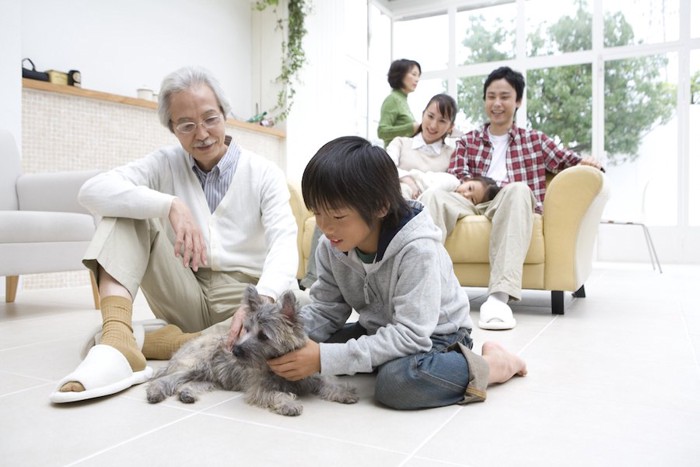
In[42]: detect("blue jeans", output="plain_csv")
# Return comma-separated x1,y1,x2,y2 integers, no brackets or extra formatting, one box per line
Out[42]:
327,324,477,410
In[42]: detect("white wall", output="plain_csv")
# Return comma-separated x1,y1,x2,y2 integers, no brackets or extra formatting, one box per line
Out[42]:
251,2,285,121
0,0,22,142
18,0,254,120
0,0,22,296
285,0,369,183
7,0,363,183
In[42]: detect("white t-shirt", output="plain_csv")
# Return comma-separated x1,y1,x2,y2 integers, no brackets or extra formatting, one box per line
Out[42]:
486,128,509,183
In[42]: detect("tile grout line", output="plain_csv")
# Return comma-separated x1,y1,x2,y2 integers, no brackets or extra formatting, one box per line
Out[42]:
63,395,240,466
65,416,198,466
397,406,464,466
518,315,559,355
0,336,87,353
0,380,54,399
200,410,412,457
394,310,559,467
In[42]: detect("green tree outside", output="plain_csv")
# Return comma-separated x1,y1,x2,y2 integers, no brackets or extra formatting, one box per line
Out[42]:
691,70,700,105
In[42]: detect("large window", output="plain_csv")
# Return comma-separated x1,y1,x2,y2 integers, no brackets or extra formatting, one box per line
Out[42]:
393,12,449,72
526,0,591,56
372,0,699,261
603,0,679,45
455,3,515,65
379,0,695,226
604,53,678,225
456,73,487,129
690,50,700,226
599,2,680,227
527,64,593,155
407,77,447,125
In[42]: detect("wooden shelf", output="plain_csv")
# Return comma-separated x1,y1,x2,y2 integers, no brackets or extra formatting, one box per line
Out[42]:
22,78,285,138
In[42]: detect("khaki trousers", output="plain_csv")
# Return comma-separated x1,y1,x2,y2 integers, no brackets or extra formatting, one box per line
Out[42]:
83,217,260,333
420,183,536,300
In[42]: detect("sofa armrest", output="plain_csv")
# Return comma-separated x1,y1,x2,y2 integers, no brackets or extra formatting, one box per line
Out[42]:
287,181,313,280
16,170,102,214
543,165,610,290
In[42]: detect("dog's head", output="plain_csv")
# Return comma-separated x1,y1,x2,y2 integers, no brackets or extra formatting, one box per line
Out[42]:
231,285,307,365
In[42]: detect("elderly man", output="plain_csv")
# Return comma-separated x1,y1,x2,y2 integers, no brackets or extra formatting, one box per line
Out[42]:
51,66,299,403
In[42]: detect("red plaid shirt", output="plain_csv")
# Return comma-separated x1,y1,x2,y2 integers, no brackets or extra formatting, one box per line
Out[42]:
448,123,582,212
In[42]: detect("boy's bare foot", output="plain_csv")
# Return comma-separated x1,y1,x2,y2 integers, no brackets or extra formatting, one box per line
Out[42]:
482,341,527,384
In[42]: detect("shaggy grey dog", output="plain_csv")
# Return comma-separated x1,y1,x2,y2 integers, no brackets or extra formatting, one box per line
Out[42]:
146,285,358,416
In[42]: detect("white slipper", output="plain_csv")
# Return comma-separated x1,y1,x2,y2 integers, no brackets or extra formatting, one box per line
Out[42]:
80,319,168,359
478,299,516,330
50,345,153,403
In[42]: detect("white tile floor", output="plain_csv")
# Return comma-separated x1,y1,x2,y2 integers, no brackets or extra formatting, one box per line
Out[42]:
1,263,699,467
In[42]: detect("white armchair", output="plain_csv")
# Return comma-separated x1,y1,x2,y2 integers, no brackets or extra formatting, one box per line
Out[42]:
0,129,101,308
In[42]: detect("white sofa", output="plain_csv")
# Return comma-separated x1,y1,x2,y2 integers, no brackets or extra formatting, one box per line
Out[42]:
0,129,101,307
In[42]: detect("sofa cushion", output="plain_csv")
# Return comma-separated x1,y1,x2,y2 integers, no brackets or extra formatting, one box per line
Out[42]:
299,212,545,268
0,211,95,243
445,214,545,264
302,217,316,265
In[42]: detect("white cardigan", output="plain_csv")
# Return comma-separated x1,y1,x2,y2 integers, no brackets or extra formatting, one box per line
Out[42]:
78,143,298,299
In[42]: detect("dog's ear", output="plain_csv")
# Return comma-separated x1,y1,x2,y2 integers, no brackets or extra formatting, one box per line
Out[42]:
243,284,262,313
279,290,298,322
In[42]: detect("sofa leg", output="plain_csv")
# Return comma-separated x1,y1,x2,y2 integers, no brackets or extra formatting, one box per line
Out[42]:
573,285,586,298
5,275,19,303
551,291,564,315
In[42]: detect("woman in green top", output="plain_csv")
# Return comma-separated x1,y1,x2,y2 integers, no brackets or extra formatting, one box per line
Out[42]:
377,59,421,147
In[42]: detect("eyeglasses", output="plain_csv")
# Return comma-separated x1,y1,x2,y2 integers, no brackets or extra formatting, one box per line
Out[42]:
173,114,224,134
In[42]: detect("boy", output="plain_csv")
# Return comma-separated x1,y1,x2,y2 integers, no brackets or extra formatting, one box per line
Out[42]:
267,136,526,410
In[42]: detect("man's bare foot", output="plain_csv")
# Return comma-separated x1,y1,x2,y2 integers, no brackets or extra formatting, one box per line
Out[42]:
60,382,85,393
482,341,527,384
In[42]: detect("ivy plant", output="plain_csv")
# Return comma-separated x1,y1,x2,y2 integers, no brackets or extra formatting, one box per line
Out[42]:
254,0,310,122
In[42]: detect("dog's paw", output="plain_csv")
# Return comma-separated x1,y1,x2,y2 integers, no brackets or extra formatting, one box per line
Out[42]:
319,383,359,404
332,386,359,404
178,389,198,404
338,388,359,404
273,401,303,416
146,390,166,404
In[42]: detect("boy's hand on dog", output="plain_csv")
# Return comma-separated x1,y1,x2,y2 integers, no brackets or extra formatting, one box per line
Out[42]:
268,340,321,381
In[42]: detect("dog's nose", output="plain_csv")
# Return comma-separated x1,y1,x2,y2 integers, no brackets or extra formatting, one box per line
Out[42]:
232,345,244,358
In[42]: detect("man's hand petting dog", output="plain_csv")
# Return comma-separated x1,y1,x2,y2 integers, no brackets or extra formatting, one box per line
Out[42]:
226,295,273,349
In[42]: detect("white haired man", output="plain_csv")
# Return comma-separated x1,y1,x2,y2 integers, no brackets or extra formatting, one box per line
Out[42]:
51,66,299,403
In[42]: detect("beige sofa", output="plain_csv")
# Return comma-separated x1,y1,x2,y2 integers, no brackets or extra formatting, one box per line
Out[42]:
289,165,610,314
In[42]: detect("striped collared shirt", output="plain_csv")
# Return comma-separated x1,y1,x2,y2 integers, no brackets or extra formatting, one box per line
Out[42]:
448,123,582,213
190,135,240,213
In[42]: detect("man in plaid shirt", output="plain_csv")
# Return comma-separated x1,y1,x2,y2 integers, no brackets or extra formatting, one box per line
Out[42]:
421,66,602,331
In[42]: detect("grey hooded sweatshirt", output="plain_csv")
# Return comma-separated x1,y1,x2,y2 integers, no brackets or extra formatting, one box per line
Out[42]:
301,201,473,376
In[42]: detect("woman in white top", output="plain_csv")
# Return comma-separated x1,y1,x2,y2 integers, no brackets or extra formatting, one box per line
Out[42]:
385,93,459,199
